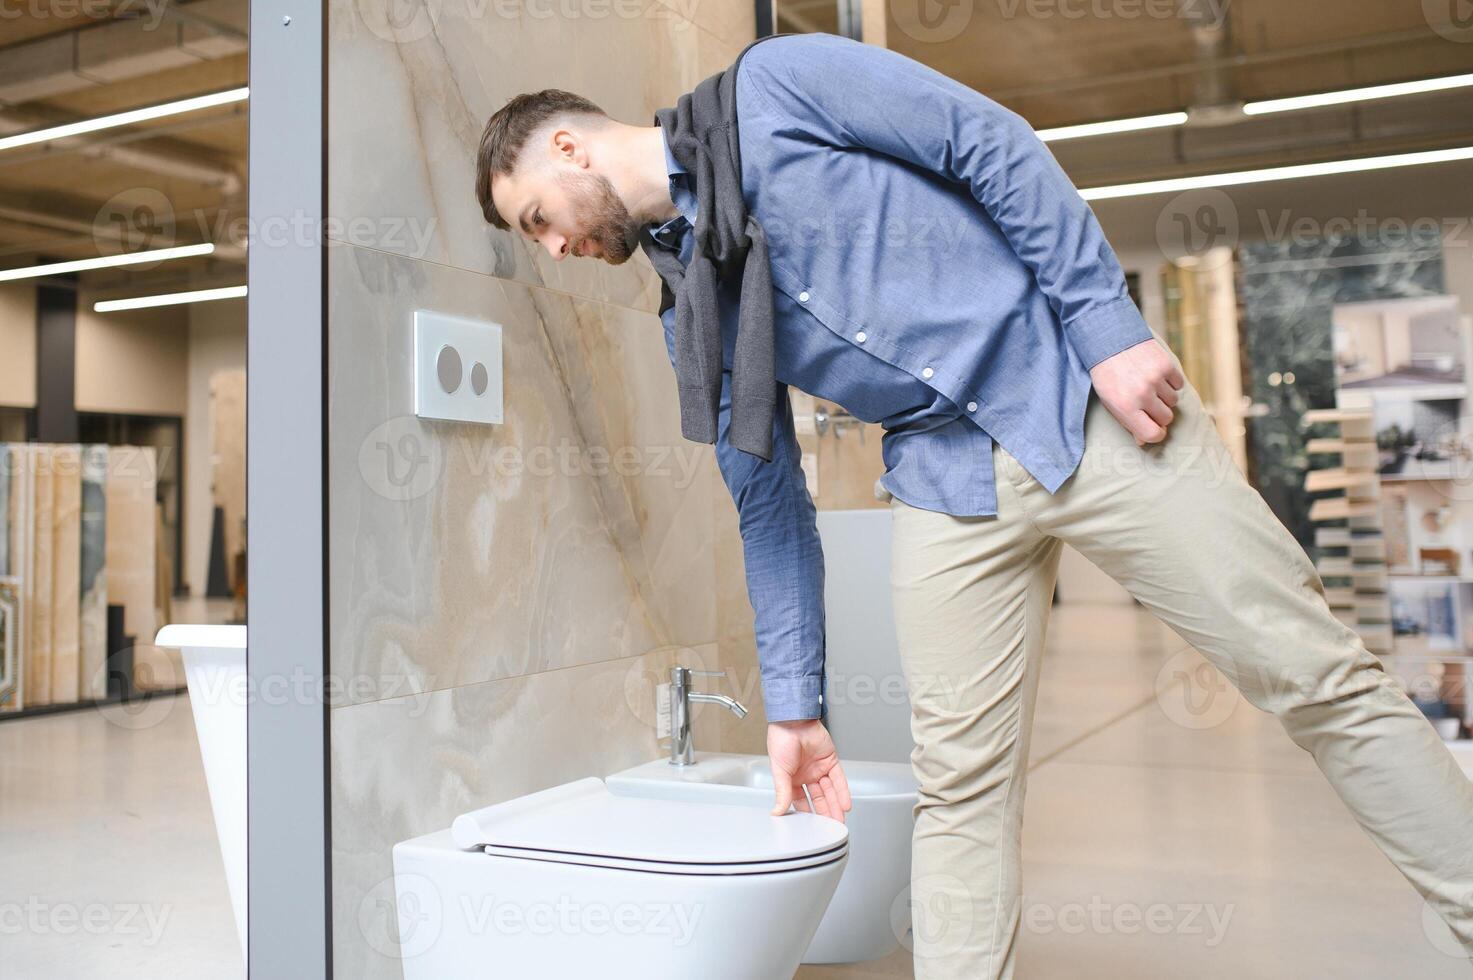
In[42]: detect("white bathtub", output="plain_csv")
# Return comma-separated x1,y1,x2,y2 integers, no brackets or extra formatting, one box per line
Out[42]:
155,624,248,965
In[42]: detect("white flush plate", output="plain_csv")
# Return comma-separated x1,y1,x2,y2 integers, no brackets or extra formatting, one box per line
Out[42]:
413,310,503,425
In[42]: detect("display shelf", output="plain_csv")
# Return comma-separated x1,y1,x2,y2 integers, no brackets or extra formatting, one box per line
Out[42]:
1303,403,1392,652
1305,468,1380,492
1309,497,1380,521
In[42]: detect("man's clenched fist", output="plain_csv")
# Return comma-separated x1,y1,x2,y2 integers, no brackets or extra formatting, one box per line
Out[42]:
1089,338,1187,446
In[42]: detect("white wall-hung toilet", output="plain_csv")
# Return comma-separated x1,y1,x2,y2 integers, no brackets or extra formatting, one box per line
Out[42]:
392,777,848,979
606,752,917,964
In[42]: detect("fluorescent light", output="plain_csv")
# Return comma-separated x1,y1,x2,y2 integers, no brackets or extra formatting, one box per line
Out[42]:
0,87,249,153
94,284,246,313
0,243,216,282
1080,145,1473,201
1244,73,1473,116
1036,111,1188,142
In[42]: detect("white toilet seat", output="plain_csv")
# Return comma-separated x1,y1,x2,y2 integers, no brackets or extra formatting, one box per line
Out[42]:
480,839,849,876
451,777,849,874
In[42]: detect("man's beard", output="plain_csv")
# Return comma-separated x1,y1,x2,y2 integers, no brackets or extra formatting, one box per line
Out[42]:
558,169,640,264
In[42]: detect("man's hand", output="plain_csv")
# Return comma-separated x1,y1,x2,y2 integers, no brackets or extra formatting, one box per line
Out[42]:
1089,338,1187,446
768,719,853,824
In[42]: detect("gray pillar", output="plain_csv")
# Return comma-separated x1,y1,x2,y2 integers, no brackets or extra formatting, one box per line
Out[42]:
35,283,78,443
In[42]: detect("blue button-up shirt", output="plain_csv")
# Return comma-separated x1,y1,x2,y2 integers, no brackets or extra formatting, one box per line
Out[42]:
648,32,1154,722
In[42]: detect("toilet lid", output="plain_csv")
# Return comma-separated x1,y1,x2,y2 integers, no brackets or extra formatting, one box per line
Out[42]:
451,777,848,870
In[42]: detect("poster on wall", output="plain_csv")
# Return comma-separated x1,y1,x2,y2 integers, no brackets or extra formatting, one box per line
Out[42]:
1332,296,1464,392
1390,578,1462,653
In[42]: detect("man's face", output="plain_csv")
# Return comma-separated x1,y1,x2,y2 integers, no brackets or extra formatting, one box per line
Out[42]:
494,164,641,266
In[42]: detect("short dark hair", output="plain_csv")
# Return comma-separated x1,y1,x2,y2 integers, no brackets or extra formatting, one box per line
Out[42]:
474,89,609,231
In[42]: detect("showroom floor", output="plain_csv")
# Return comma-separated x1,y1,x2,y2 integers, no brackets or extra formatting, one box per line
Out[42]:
2,602,1467,979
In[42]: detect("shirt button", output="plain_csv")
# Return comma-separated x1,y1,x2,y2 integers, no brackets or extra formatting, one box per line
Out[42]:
967,401,978,412
855,331,867,343
922,367,934,379
798,291,810,302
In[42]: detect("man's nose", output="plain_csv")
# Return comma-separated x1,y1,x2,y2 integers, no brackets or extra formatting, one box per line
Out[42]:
544,233,570,261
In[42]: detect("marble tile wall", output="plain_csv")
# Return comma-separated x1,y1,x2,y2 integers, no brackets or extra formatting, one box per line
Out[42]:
323,3,767,977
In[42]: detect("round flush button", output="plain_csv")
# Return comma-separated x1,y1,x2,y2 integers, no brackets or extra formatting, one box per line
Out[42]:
470,361,489,396
437,345,463,394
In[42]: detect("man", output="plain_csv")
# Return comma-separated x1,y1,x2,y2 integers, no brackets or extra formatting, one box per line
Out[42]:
474,31,1473,978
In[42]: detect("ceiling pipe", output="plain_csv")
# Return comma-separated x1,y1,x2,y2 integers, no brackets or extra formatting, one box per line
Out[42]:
1183,0,1235,110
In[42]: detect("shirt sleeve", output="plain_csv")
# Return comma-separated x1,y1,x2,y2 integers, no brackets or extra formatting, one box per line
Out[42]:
743,33,1154,370
661,304,828,723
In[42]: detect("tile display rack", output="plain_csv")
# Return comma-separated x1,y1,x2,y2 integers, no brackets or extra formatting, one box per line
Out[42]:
1304,408,1393,654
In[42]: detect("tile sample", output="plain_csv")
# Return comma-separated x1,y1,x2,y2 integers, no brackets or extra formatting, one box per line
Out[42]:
28,445,53,707
80,445,108,701
49,445,81,704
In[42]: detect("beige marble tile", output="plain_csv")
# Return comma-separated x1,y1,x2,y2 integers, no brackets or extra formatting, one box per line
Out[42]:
48,445,81,704
328,243,723,700
105,446,178,691
329,641,733,980
325,0,745,305
28,446,53,706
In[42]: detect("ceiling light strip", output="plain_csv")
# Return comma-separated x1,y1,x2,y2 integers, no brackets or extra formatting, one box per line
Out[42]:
0,88,249,153
0,243,217,283
1036,112,1189,142
1079,145,1473,201
1243,73,1473,116
94,284,247,313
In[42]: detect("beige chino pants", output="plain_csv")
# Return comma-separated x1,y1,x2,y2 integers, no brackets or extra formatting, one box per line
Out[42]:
882,341,1473,978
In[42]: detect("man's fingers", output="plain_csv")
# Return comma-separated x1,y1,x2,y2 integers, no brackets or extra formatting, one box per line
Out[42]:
1133,414,1166,445
818,775,845,824
770,765,793,816
1142,397,1173,431
1166,364,1186,390
792,786,813,813
830,761,853,813
1157,380,1180,408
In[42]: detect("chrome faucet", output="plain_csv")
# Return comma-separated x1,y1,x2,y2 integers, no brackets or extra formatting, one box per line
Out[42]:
669,666,748,766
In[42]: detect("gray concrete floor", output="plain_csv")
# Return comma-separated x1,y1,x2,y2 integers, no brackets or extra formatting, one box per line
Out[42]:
3,602,1468,978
